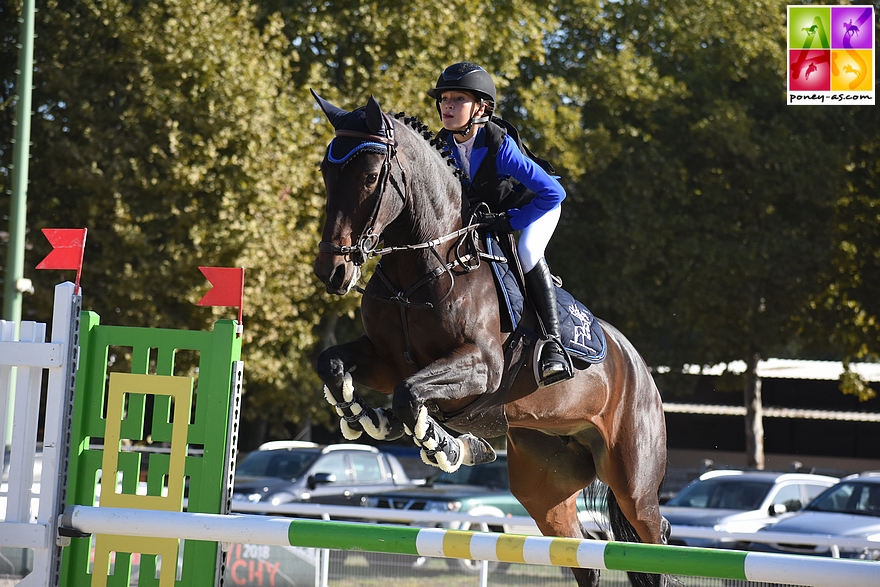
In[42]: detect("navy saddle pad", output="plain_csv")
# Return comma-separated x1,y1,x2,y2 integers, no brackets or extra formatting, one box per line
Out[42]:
487,237,607,364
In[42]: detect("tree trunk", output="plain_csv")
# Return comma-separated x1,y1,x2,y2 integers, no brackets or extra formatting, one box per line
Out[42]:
744,353,765,469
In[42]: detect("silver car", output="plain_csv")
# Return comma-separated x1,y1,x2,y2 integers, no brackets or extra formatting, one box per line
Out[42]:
662,470,839,548
231,441,414,507
748,472,880,559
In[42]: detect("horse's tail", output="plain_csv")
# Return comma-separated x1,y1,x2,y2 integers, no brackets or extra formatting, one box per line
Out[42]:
584,479,670,587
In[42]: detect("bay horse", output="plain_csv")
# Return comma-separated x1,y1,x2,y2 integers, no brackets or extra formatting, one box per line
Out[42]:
311,91,669,587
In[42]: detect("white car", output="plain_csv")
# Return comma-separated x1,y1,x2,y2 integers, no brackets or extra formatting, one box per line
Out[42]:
749,472,880,559
662,469,839,548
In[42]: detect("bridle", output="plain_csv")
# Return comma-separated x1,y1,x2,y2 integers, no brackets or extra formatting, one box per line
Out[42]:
317,111,408,267
317,113,495,369
316,114,487,286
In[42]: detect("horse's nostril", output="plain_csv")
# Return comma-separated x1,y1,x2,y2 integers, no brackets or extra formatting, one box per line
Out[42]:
329,265,346,291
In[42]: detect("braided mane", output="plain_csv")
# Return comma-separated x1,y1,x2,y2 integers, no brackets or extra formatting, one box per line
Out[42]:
392,112,463,180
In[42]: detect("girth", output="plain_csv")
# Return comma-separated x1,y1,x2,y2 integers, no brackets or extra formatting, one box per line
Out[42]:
363,250,479,368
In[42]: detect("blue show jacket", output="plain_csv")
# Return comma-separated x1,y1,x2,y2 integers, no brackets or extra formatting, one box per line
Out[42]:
446,121,565,231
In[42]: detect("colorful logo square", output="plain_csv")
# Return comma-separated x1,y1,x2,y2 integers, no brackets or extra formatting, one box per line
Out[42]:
831,6,873,50
789,7,831,49
790,50,830,91
832,49,873,92
788,6,875,105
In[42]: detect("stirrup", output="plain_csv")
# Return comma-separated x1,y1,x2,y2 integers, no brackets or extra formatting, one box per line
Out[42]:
533,337,574,387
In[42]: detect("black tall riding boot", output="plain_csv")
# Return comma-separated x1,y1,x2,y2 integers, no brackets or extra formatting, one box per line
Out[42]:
524,258,572,387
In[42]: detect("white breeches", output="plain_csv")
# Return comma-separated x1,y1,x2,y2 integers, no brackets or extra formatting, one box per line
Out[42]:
517,204,561,273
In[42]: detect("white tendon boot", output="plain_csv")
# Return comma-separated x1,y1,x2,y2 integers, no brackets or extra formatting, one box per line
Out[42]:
412,407,496,472
323,374,402,441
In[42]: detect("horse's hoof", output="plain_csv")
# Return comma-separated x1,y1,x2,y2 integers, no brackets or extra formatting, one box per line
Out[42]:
340,419,364,440
460,433,496,466
420,445,463,473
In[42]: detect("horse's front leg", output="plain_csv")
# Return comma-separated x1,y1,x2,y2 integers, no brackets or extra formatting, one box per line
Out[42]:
391,344,499,472
316,335,406,441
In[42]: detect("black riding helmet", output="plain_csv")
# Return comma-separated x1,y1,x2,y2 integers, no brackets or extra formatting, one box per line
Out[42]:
428,62,495,132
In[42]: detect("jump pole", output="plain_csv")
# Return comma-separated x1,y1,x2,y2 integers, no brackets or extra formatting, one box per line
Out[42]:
62,506,879,587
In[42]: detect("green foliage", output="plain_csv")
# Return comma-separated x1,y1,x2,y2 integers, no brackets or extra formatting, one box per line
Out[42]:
546,0,876,393
2,0,877,444
1,0,338,437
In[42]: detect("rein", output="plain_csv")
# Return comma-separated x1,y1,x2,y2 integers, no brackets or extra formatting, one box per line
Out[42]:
318,115,492,368
356,211,490,369
359,224,479,259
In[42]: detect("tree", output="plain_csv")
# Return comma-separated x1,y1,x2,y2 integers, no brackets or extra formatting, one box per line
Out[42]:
808,104,880,401
0,0,339,442
4,0,876,457
541,0,872,468
1,0,565,444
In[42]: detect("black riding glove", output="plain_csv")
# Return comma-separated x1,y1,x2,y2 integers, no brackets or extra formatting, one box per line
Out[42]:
478,211,513,233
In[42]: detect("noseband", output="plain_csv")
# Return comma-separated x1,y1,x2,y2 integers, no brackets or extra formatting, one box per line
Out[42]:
318,111,408,266
317,111,492,369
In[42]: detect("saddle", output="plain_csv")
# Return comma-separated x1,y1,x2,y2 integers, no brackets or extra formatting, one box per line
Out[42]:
432,232,607,439
487,234,607,365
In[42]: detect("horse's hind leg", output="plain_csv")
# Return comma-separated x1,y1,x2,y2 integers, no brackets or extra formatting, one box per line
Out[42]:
598,428,668,586
506,429,601,587
598,426,667,547
316,335,406,441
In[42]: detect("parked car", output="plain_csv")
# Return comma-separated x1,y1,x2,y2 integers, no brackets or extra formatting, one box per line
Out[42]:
231,441,414,508
362,452,528,523
360,452,607,573
661,470,839,549
746,472,880,559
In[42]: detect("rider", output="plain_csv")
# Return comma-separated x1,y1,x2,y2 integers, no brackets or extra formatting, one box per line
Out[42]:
427,62,573,387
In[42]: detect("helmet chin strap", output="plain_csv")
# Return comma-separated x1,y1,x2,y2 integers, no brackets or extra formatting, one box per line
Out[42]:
444,101,490,136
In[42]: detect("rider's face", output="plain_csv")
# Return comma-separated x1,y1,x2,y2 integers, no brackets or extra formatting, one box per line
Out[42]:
439,91,484,134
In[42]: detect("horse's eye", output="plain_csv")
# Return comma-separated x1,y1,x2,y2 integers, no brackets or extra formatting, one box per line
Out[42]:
365,173,379,186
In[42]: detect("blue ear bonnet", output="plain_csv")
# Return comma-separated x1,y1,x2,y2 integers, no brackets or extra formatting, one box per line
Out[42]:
323,105,390,165
327,137,388,165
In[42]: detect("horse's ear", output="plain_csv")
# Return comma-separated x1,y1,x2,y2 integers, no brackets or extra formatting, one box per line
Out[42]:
311,89,349,130
365,95,388,137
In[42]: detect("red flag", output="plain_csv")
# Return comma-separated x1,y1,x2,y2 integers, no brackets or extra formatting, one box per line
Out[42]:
36,228,88,291
197,267,245,328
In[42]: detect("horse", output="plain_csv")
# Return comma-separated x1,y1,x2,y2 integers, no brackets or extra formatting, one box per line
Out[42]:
310,91,669,587
843,19,859,39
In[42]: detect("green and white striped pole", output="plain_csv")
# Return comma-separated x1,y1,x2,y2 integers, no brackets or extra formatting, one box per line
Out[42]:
62,506,879,587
